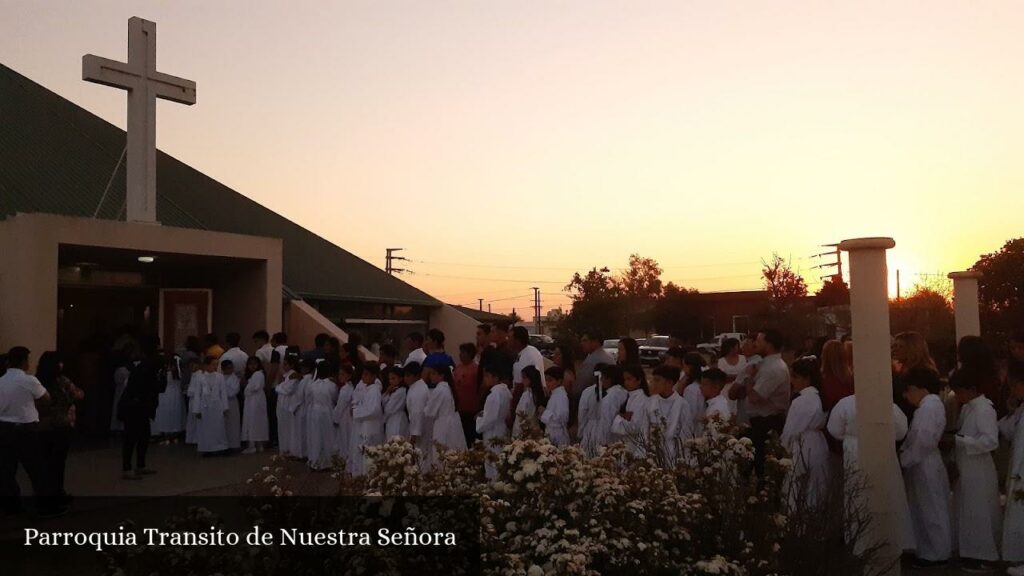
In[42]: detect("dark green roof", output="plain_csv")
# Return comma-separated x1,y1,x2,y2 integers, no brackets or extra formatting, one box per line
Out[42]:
447,304,509,323
0,63,440,307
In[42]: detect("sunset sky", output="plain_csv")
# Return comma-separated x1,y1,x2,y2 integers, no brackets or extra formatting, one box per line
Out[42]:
2,1,1021,314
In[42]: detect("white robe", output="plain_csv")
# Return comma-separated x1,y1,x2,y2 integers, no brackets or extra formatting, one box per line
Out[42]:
153,371,186,434
780,387,830,510
351,380,384,476
289,375,311,459
577,384,600,456
826,395,915,552
332,382,355,462
383,387,409,440
184,375,199,444
274,371,297,455
540,387,570,446
241,370,269,442
612,388,650,456
682,381,704,434
953,394,1001,561
998,405,1024,562
426,381,467,457
703,395,733,438
595,384,628,449
645,393,685,464
512,390,537,439
191,371,229,453
223,373,242,449
898,394,951,561
477,382,511,479
406,379,434,469
305,378,339,470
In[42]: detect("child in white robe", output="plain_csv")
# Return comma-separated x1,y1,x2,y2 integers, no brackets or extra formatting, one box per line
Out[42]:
678,352,707,435
241,357,269,453
645,365,685,464
949,369,1002,568
153,355,186,439
220,360,242,450
404,361,434,470
192,355,229,454
998,366,1024,571
577,379,601,456
827,393,915,554
305,362,339,471
332,364,356,466
274,356,300,456
540,366,570,446
289,359,315,459
350,364,384,476
897,367,952,567
476,361,512,479
612,365,649,456
184,371,199,445
700,368,733,438
594,365,629,451
423,355,467,460
512,366,544,438
780,357,830,512
382,367,409,440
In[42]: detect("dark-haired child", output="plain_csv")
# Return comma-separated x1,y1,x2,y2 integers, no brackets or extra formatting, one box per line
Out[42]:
780,357,830,511
540,366,569,446
699,367,731,437
382,367,409,440
612,364,650,455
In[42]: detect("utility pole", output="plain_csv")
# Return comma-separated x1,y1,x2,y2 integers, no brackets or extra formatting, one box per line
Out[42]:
385,248,407,275
488,304,492,313
896,269,901,301
532,286,541,334
478,298,484,311
811,243,843,283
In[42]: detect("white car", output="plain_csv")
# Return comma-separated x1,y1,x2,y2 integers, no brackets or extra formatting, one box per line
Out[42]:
698,332,746,354
602,339,620,362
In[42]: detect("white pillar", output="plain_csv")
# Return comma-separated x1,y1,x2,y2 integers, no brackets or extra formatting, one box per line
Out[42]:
839,237,901,575
947,271,982,340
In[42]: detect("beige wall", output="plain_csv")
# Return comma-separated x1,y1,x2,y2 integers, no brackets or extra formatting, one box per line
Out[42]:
285,299,378,362
0,213,282,362
429,304,480,353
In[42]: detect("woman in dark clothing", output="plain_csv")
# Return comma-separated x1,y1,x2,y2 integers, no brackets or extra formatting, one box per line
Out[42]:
117,342,165,479
36,352,84,502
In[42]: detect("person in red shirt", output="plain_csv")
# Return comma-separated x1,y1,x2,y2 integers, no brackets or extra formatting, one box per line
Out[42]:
820,339,854,412
453,343,480,448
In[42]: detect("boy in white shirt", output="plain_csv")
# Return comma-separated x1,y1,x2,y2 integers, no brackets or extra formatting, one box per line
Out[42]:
699,368,733,437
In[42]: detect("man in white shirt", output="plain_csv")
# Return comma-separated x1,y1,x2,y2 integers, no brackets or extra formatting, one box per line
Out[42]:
0,346,57,515
220,332,249,378
252,330,273,368
404,332,427,367
739,329,790,476
508,326,545,427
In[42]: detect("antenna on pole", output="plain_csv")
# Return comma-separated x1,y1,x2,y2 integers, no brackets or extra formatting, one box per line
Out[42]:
811,243,843,282
385,248,408,275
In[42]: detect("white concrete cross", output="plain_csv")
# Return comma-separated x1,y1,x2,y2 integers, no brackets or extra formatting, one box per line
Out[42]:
83,17,196,223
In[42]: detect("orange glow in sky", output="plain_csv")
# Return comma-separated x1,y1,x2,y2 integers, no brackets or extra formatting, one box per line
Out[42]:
2,1,1021,314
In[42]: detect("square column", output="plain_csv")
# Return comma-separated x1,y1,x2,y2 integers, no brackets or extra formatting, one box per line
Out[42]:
839,237,901,575
947,271,982,340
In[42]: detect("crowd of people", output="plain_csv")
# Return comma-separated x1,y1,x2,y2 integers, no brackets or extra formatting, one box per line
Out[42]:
2,323,1023,574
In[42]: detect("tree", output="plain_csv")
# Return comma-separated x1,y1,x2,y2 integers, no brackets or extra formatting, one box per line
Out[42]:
974,237,1024,338
620,254,664,333
762,253,809,313
814,276,850,308
653,282,702,340
890,285,955,366
562,267,624,337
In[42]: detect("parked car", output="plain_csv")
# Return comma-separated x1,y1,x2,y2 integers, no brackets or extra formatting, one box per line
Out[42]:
697,332,746,354
639,335,671,365
529,333,556,356
602,339,620,362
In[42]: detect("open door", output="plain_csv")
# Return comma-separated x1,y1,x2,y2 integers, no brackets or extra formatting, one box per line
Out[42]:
160,288,212,352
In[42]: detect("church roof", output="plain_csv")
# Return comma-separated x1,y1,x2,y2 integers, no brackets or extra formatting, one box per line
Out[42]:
0,63,440,307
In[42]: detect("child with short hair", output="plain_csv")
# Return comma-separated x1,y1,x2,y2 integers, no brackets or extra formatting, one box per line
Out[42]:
192,355,229,456
404,361,433,470
949,369,1002,570
540,366,569,446
423,354,467,458
699,367,731,437
220,359,242,450
476,360,512,478
241,356,269,454
306,361,339,471
274,355,301,456
612,364,650,455
645,365,688,464
350,362,384,476
898,366,952,567
382,366,409,440
999,364,1024,573
780,357,830,511
680,352,707,433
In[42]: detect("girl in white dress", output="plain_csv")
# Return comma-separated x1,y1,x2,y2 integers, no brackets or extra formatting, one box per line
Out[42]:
332,364,355,466
350,363,384,476
220,359,242,450
423,355,467,459
612,365,650,456
289,359,315,459
716,338,747,423
305,362,339,471
382,367,409,440
512,366,545,438
241,357,269,453
404,361,434,470
998,366,1024,570
540,366,570,446
476,362,512,479
577,378,601,456
274,355,300,457
153,355,186,438
780,357,830,511
594,365,629,450
826,391,914,554
897,367,951,567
